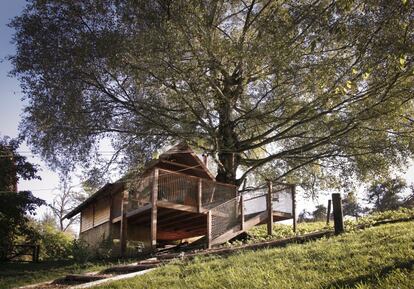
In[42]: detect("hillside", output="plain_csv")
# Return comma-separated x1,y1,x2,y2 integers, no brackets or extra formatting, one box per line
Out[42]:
97,221,414,289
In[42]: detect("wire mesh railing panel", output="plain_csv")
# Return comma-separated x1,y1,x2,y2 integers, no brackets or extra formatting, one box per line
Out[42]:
127,175,153,211
202,180,237,208
158,170,198,206
243,186,268,216
272,184,293,214
211,196,242,239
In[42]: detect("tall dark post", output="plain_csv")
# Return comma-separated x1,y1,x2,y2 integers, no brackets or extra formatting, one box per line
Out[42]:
267,181,273,236
332,193,344,234
240,194,245,231
326,199,332,225
207,210,212,249
120,190,129,257
292,185,297,233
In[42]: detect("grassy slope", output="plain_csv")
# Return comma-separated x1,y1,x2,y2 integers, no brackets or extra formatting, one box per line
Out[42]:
0,260,130,289
97,221,414,289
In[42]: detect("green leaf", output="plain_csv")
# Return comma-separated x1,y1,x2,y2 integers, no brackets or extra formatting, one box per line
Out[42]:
399,56,406,66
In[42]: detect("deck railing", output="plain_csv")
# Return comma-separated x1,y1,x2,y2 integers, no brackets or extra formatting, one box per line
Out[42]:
158,170,199,206
272,183,294,214
210,196,242,239
242,183,294,216
127,168,237,212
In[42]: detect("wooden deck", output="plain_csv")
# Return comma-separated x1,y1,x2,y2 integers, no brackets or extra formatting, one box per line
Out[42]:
119,169,295,252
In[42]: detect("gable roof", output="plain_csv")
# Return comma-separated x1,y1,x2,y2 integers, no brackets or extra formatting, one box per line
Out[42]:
149,142,215,180
64,142,214,219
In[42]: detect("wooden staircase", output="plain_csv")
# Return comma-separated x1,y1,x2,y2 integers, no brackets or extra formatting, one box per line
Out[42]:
207,186,294,248
209,210,269,247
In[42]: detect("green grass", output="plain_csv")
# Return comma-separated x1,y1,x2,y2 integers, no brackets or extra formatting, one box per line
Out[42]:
2,209,414,289
96,221,414,289
243,221,331,245
0,259,133,289
233,207,414,247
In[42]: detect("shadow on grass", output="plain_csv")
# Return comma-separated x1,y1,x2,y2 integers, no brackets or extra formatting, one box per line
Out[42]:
325,259,414,288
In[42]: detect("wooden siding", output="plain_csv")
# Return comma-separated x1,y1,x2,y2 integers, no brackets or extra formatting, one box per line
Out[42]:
80,197,110,233
112,192,123,218
80,221,111,247
81,206,93,232
94,197,110,226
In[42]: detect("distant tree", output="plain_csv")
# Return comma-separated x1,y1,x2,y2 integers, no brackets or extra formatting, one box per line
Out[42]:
402,184,414,208
0,136,45,261
312,204,327,221
342,192,363,219
366,177,406,212
49,180,84,232
40,211,58,228
10,1,414,188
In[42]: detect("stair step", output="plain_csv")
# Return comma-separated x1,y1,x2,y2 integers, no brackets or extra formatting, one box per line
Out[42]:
101,263,160,274
54,274,111,284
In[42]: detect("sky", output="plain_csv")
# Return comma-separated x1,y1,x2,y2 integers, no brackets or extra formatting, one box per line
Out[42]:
0,1,413,229
0,0,61,211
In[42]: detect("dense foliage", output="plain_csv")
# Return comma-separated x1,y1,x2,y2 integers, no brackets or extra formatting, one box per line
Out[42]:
366,177,407,212
30,220,74,261
0,136,45,261
0,137,39,191
9,1,414,187
0,191,45,261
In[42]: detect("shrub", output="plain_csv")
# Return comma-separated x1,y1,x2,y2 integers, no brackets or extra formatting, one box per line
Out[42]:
37,224,73,261
72,239,93,264
95,237,114,259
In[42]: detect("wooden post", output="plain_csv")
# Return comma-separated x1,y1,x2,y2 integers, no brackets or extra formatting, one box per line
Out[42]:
151,169,159,250
207,210,212,249
35,245,40,262
332,193,344,234
240,194,245,231
79,211,83,234
120,190,128,257
92,204,95,228
32,245,36,262
267,181,273,236
292,185,297,233
198,179,202,213
326,199,332,225
109,195,114,238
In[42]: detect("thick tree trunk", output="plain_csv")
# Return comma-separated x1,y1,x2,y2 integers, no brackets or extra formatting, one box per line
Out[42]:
215,74,242,186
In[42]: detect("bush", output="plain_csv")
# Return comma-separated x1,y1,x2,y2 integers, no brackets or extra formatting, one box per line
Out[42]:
38,225,73,261
95,237,114,259
72,239,93,264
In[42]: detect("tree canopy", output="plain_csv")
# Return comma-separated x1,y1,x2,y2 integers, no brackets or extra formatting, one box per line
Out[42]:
10,0,414,186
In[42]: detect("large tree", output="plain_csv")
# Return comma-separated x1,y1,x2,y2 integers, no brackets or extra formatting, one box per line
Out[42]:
0,136,45,261
10,0,414,186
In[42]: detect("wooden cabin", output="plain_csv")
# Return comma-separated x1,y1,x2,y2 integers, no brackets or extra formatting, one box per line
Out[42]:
64,143,295,256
